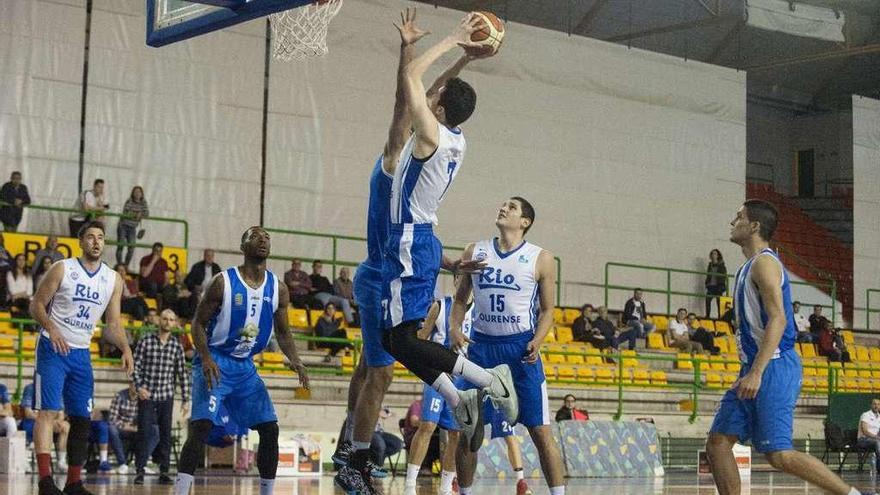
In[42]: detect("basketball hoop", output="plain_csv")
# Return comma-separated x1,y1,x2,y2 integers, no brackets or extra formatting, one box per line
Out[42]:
270,0,342,61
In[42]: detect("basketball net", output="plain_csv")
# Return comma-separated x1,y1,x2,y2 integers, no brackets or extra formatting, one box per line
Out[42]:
270,0,343,61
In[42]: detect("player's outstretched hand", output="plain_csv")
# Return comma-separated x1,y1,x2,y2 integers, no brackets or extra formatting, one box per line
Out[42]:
290,360,310,390
451,12,486,50
47,328,70,355
395,7,430,46
734,370,762,400
202,355,221,391
454,258,488,275
522,339,540,364
450,328,472,354
120,348,134,376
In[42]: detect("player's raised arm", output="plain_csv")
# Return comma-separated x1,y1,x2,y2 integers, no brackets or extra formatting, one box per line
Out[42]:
525,250,557,364
191,274,224,390
736,255,787,400
273,282,310,389
103,272,134,375
449,243,476,353
402,13,483,159
383,8,429,174
29,261,67,354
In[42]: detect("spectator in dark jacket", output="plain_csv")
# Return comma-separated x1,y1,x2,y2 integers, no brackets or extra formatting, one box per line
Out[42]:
623,289,656,339
184,249,221,312
809,305,828,341
704,249,727,318
32,235,64,278
555,394,589,422
688,313,719,354
817,321,850,363
116,264,149,321
594,306,637,350
310,260,354,324
0,171,31,232
572,304,611,350
139,242,168,299
284,259,316,309
314,302,352,362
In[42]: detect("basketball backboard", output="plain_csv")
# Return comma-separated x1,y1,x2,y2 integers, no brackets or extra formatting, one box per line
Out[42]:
146,0,311,47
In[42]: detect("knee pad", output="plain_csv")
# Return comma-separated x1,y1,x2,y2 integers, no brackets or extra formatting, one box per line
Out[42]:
178,419,214,475
253,421,279,479
190,419,213,441
253,421,279,441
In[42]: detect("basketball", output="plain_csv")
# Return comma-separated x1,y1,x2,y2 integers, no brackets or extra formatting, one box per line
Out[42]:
468,11,505,56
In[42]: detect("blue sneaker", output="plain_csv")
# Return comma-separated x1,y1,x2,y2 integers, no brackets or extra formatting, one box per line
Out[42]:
98,461,112,473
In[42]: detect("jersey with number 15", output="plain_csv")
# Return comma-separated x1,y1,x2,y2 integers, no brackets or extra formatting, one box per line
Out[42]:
41,258,117,349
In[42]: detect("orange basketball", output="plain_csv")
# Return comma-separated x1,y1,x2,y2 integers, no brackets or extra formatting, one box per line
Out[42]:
468,11,505,56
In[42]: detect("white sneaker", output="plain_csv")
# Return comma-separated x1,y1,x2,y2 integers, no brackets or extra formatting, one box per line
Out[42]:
452,389,485,453
144,465,156,475
116,464,130,474
485,364,518,425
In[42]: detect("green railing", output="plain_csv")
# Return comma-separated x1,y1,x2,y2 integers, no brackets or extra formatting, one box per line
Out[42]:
1,201,189,250
867,289,880,331
603,261,837,321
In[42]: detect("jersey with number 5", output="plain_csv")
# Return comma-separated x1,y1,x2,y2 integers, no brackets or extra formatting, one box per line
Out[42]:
470,239,543,337
205,267,279,359
42,258,116,349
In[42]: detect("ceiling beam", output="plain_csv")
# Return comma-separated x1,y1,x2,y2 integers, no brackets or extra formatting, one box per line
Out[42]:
707,19,745,63
743,44,880,71
572,0,609,35
603,15,733,43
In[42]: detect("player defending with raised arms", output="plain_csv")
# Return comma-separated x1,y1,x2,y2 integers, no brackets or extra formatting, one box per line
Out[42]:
31,221,134,495
174,227,309,495
450,197,566,495
706,200,874,495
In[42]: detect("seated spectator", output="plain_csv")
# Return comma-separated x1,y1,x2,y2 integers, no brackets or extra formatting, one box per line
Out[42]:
623,288,656,340
89,408,115,472
162,269,194,320
667,308,703,354
687,313,719,355
818,321,851,363
0,171,31,232
310,260,355,324
108,384,141,474
809,305,828,342
33,256,54,290
184,248,221,309
19,382,71,471
572,305,611,351
117,185,149,267
401,398,421,451
0,381,17,437
371,407,403,468
792,301,812,343
857,398,880,473
0,234,9,307
555,394,589,422
69,178,108,237
284,259,316,309
314,302,353,362
117,264,148,321
138,242,168,299
32,235,64,277
6,253,32,319
593,306,637,351
334,266,356,307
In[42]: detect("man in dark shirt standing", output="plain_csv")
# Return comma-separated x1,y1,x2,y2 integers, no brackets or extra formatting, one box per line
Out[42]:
139,242,169,299
0,171,31,232
309,260,354,324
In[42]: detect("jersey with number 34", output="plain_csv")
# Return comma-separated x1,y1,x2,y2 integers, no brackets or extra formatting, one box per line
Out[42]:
41,258,116,349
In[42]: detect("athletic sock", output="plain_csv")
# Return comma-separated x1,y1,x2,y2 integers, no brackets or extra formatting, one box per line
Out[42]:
344,411,355,443
405,463,420,487
37,453,52,478
452,355,493,388
514,467,524,480
175,473,194,495
99,449,108,463
549,487,565,495
432,374,461,407
259,478,275,495
66,465,82,485
460,487,473,495
440,470,456,492
57,452,67,465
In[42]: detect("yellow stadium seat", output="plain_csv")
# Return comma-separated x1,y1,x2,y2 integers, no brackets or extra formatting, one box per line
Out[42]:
873,379,880,393
815,376,828,390
547,354,565,365
801,377,816,392
566,354,585,365
726,360,741,374
723,374,738,387
841,331,854,346
795,344,803,357
871,348,880,362
844,379,859,392
585,355,604,366
553,308,564,324
706,373,723,388
341,354,354,369
22,338,36,351
563,309,580,324
715,339,729,354
647,333,666,350
547,344,566,353
856,346,870,363
288,309,309,328
714,321,732,334
633,369,650,385
556,326,573,344
858,378,872,392
803,366,817,377
621,350,638,368
262,352,284,364
844,369,859,378
345,328,362,341
872,369,880,379
567,342,588,353
710,357,726,371
650,315,669,331
145,298,157,309
676,353,693,370
89,342,99,354
577,367,594,381
543,332,556,343
700,320,716,332
557,366,576,380
595,368,614,384
650,370,668,385
0,337,13,350
859,369,872,379
309,310,324,326
801,344,817,359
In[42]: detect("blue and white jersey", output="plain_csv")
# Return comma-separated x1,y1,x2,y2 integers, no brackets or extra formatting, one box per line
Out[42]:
206,267,279,359
390,123,466,225
429,296,473,353
470,239,542,337
42,258,116,349
364,156,394,268
733,248,797,364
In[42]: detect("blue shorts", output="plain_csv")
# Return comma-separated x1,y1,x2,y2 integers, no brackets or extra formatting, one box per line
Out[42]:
354,263,394,367
383,224,442,328
710,350,801,454
461,331,549,429
420,380,462,432
34,336,94,417
191,351,277,429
